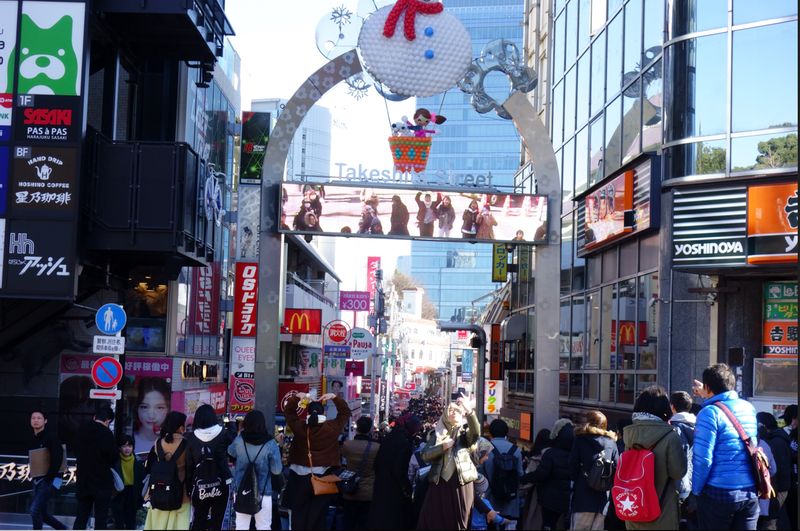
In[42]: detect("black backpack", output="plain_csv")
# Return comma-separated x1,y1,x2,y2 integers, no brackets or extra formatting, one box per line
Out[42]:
585,449,615,492
234,443,266,515
148,439,187,511
191,443,225,503
489,443,519,501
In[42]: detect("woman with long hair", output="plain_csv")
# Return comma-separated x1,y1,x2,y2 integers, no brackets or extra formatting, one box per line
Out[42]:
519,428,551,530
416,396,480,530
144,411,190,530
134,378,171,455
228,409,283,530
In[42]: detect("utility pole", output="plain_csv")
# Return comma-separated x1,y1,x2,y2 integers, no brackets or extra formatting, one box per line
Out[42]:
439,323,486,424
370,268,387,426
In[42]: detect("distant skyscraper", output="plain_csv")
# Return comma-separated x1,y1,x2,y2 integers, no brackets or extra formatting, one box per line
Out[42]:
398,0,524,322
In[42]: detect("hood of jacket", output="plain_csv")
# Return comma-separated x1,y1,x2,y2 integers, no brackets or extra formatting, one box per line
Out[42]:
574,424,617,441
551,422,574,450
765,427,791,445
193,425,222,442
623,419,674,449
670,411,696,425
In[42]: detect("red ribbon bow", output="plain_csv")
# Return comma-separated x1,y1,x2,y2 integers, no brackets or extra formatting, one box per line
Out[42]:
383,0,444,41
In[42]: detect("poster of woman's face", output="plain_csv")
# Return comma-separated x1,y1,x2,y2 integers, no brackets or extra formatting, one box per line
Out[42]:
130,377,171,455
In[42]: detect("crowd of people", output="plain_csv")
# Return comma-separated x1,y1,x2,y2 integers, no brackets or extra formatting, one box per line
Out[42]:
25,362,799,530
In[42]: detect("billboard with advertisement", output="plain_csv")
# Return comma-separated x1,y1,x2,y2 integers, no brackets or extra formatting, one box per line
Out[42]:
584,170,633,249
367,256,380,312
280,183,548,244
186,263,220,336
11,147,78,217
763,281,798,358
339,290,371,312
239,112,270,185
236,185,260,259
747,182,798,265
3,219,74,298
233,262,258,336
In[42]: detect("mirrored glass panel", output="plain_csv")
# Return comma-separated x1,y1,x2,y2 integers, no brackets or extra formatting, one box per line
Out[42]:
575,126,590,196
671,0,728,37
732,22,798,132
642,60,663,151
571,293,586,369
565,66,577,139
734,0,797,25
589,115,605,184
577,52,591,128
622,79,642,163
624,0,643,78
605,96,623,176
600,284,615,369
606,12,623,100
731,132,798,172
591,30,607,116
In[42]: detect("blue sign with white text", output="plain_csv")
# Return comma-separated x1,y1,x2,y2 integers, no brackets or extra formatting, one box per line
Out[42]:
96,303,127,335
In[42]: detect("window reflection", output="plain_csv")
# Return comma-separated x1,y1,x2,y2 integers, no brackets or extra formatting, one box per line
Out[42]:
566,0,578,65
575,126,589,196
642,0,663,66
732,23,797,132
624,0,643,77
572,294,586,369
561,215,574,295
578,0,591,53
665,140,727,178
638,273,658,370
563,139,575,203
577,52,590,128
622,80,642,163
590,115,605,184
642,60,663,151
733,0,797,25
553,80,564,147
671,0,727,37
565,66,577,139
618,373,634,404
601,373,616,402
584,374,599,401
619,278,638,370
667,35,726,140
606,13,623,100
590,31,606,116
587,290,601,369
600,284,615,370
731,132,798,172
554,12,566,81
605,96,622,176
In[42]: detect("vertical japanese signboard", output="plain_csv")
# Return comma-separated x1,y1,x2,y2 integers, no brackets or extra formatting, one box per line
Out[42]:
491,244,508,282
1,1,87,299
763,281,798,358
239,112,269,185
230,262,258,413
367,256,380,312
233,262,258,337
187,264,220,335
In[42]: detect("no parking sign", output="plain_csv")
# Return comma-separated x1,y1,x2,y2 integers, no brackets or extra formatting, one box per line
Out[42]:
92,356,123,389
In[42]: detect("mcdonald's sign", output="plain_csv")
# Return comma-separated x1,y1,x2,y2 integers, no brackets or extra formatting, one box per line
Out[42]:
284,309,322,335
611,320,647,351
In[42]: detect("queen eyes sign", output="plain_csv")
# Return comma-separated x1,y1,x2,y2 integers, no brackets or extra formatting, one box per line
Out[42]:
279,182,548,245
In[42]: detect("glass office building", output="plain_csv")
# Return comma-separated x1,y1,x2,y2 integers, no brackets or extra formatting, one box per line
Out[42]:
399,0,525,322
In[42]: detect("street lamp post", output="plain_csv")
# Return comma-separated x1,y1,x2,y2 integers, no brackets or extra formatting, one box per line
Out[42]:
439,322,486,424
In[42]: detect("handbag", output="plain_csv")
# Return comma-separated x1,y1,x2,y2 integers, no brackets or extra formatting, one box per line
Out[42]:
339,439,373,495
306,430,340,496
110,467,125,493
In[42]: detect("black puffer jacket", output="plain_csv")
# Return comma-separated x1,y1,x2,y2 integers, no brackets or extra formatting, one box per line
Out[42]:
521,423,574,514
569,425,619,513
762,427,792,492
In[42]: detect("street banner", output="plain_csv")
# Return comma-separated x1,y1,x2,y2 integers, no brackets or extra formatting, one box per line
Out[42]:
492,244,507,282
485,380,503,415
233,262,258,336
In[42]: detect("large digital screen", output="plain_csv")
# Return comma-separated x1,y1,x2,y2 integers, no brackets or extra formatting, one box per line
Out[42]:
279,183,548,244
583,170,633,249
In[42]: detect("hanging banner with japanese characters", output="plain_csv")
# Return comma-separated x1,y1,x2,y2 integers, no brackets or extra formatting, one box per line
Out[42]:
763,281,798,358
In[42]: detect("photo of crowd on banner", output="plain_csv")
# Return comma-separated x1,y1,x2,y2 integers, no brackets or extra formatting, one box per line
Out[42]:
583,171,633,248
279,183,548,244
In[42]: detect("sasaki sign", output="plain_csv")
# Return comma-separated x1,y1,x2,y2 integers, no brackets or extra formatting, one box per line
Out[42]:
325,320,351,345
233,262,258,337
485,380,503,415
284,308,322,335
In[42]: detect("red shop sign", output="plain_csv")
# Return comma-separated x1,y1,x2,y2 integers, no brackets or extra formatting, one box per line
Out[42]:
233,262,258,337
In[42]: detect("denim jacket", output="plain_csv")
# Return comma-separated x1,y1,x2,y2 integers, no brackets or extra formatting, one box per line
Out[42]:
227,436,283,496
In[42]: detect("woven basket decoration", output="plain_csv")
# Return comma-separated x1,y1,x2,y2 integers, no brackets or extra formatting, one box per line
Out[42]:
388,136,432,173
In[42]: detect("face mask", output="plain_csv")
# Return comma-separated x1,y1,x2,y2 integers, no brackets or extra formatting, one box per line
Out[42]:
424,201,432,208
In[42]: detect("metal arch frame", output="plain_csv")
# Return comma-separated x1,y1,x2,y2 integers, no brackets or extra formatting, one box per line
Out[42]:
256,51,560,436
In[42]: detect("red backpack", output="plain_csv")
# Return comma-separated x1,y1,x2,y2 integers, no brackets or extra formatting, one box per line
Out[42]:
612,431,670,523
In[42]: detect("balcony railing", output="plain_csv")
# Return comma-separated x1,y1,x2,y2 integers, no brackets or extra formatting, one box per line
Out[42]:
82,129,214,272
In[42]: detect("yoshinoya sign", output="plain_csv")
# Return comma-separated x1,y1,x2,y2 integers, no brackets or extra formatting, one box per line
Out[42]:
672,181,798,267
11,147,78,216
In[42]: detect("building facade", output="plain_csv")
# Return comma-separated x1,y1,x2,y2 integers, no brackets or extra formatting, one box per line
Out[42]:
497,0,797,428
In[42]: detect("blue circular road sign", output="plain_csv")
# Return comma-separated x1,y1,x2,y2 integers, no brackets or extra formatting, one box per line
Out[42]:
96,304,127,335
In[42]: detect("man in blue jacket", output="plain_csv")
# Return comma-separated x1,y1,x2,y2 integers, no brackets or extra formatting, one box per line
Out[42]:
692,363,759,530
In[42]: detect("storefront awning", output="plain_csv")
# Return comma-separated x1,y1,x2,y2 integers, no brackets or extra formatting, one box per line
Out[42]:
500,313,526,341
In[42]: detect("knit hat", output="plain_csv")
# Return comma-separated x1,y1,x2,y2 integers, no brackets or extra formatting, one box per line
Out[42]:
474,473,489,496
550,418,573,439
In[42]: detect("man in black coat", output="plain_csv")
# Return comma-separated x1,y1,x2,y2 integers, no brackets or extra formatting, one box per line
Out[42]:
757,412,792,527
73,405,118,530
29,409,67,530
521,419,574,530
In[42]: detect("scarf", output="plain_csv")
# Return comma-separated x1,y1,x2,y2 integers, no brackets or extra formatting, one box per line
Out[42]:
383,0,444,41
120,454,135,486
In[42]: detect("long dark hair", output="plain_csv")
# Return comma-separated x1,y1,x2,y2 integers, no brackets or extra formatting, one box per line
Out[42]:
159,411,186,443
531,428,551,456
242,410,268,436
134,377,171,431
